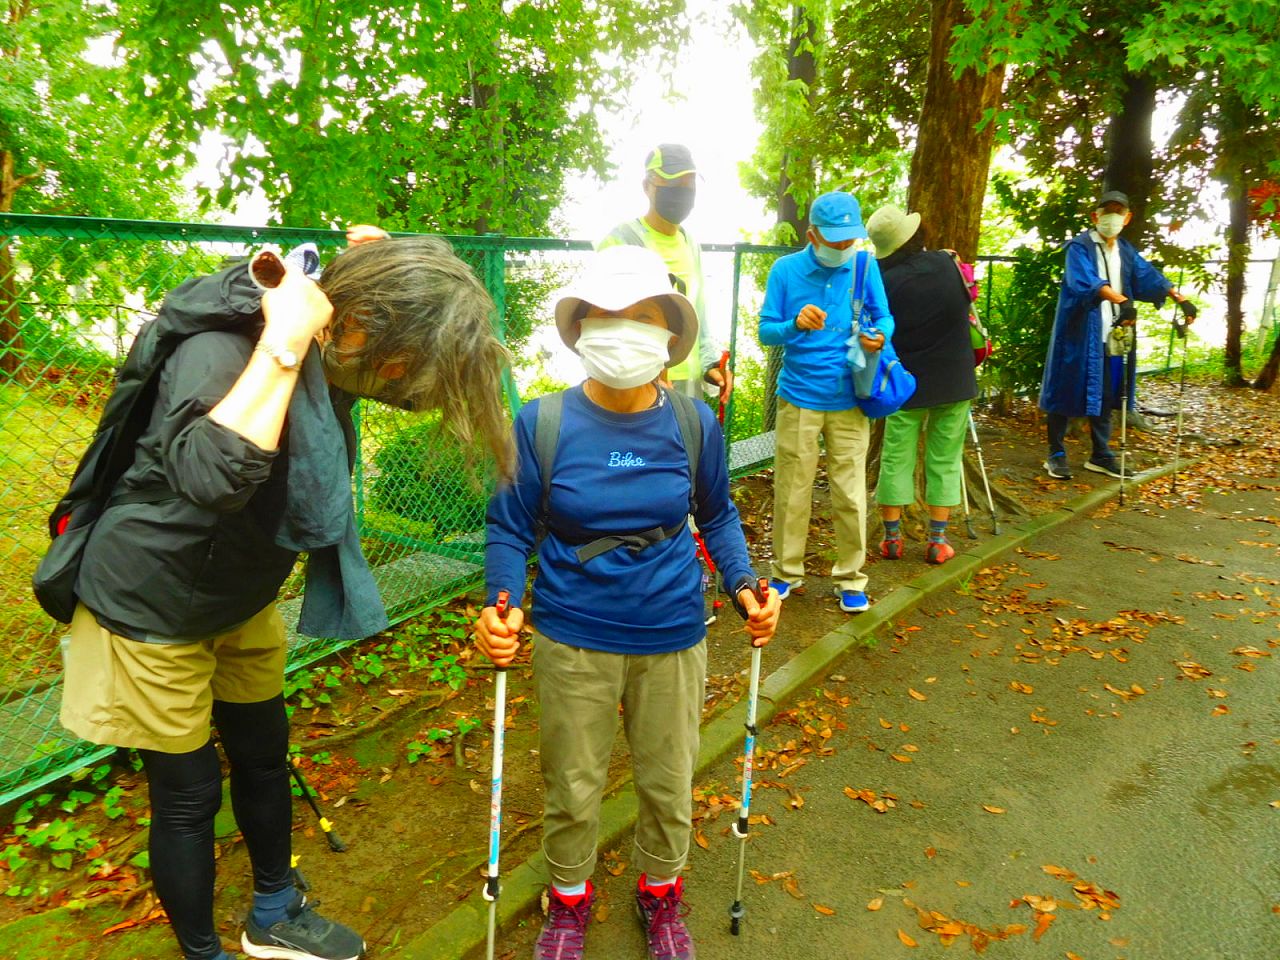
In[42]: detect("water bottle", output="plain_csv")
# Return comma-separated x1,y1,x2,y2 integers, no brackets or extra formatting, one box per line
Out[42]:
848,322,882,399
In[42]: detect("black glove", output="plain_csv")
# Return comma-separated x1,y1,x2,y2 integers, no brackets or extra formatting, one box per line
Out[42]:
1177,299,1197,319
1115,300,1138,324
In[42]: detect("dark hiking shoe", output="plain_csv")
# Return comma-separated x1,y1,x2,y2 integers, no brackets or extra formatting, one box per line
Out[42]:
534,884,593,960
1043,455,1072,480
880,537,903,560
241,894,365,960
1084,457,1131,480
636,877,695,960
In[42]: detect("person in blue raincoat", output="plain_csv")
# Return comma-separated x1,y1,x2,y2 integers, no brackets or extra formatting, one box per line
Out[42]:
1039,190,1196,480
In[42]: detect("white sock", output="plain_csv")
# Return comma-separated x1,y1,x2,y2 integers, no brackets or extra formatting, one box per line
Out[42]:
552,880,587,899
644,874,677,890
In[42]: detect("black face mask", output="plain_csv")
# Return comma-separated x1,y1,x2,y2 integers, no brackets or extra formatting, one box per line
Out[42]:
654,186,695,225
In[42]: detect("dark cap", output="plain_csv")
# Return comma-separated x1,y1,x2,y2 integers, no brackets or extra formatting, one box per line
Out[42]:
644,143,696,180
1095,189,1130,210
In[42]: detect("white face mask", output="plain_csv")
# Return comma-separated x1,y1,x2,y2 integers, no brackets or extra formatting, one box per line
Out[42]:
1095,212,1126,239
577,316,672,390
813,240,856,268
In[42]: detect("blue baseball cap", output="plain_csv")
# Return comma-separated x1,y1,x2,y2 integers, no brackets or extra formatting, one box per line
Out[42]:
809,191,867,242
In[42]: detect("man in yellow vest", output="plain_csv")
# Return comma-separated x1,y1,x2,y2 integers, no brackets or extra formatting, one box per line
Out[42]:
598,143,732,402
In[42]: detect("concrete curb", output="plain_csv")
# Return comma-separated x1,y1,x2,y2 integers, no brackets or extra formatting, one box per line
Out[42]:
393,458,1188,959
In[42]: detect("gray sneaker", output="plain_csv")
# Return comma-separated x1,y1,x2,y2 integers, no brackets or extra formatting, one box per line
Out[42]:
636,877,695,960
1084,457,1131,480
241,894,365,960
1043,455,1072,480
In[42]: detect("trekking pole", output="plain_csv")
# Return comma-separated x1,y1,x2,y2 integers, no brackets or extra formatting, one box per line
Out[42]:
958,455,976,539
1118,343,1131,507
693,532,724,625
1171,315,1189,495
483,590,512,960
729,577,770,937
288,757,347,852
966,410,999,535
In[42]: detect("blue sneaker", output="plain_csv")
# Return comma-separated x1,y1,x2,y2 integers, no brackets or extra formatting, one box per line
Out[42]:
769,578,800,601
835,588,869,613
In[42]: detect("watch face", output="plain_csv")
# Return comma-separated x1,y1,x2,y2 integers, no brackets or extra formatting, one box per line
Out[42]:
280,349,299,369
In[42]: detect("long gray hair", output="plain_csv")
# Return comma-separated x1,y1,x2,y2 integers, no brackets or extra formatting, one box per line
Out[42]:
320,236,514,478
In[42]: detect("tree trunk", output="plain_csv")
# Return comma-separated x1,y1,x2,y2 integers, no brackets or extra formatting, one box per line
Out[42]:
1253,326,1280,391
765,3,819,432
775,3,818,244
905,0,1006,261
1223,170,1250,387
1103,71,1157,248
0,150,33,378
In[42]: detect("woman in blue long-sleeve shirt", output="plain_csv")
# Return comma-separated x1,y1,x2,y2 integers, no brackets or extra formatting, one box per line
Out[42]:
475,246,781,960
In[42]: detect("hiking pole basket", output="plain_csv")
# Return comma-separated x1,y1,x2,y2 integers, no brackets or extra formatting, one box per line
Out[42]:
729,578,770,936
484,590,512,960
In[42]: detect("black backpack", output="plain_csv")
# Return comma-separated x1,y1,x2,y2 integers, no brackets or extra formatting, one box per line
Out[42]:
32,263,265,623
532,386,703,563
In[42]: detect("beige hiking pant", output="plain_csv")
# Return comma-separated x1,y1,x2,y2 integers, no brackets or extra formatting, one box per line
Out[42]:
533,635,707,886
770,399,871,593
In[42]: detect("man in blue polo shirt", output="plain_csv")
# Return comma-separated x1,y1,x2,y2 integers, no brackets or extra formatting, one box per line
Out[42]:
759,191,894,613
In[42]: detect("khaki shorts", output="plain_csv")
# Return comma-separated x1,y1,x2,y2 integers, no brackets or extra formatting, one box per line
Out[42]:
60,603,287,754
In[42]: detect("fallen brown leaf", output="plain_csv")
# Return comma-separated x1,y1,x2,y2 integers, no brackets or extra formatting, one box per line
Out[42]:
813,903,836,915
867,897,883,911
897,929,918,947
982,804,1006,814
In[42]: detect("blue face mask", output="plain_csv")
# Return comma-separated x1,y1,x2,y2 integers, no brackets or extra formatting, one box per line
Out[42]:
813,241,855,268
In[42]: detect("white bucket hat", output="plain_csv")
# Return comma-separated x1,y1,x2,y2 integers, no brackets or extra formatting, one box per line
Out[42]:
554,246,699,367
866,204,922,259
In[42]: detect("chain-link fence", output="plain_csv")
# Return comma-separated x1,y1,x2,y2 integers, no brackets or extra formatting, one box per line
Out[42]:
0,214,797,806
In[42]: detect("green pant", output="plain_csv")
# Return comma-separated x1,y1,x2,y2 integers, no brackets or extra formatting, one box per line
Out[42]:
875,400,971,507
533,635,707,886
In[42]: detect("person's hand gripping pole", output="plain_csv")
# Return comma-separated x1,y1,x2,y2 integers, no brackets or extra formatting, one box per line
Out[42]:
730,577,776,936
480,589,519,960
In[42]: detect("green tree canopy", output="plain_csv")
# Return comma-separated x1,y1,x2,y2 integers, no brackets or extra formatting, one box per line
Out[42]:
118,0,689,233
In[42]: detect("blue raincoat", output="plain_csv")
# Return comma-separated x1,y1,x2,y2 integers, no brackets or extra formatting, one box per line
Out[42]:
1039,231,1172,417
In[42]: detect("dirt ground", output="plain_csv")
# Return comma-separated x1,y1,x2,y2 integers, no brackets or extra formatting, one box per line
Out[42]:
0,372,1274,959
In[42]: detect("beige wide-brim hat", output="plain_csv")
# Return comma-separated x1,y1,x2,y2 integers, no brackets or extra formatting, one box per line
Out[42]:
866,204,922,259
554,246,699,367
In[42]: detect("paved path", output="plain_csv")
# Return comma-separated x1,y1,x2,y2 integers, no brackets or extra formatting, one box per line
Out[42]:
493,471,1280,960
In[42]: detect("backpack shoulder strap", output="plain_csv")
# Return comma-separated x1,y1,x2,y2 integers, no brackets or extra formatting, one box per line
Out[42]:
533,391,566,546
607,219,648,248
665,388,703,514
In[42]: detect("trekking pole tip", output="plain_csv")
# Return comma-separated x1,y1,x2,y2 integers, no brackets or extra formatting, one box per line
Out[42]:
729,900,745,936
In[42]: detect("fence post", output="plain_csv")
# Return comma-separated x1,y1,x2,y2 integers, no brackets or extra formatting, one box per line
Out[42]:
724,245,744,457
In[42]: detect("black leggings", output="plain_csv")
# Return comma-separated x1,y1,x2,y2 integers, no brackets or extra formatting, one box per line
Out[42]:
140,695,293,960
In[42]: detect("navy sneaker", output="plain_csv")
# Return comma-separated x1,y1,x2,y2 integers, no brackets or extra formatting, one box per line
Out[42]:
636,876,695,960
241,893,365,960
1084,457,1131,479
834,588,869,613
1043,454,1072,480
769,578,800,601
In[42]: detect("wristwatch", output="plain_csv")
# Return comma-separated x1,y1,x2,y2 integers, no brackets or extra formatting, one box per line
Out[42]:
255,339,302,372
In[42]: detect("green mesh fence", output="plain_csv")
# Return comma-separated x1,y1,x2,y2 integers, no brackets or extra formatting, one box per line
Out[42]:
0,213,794,806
